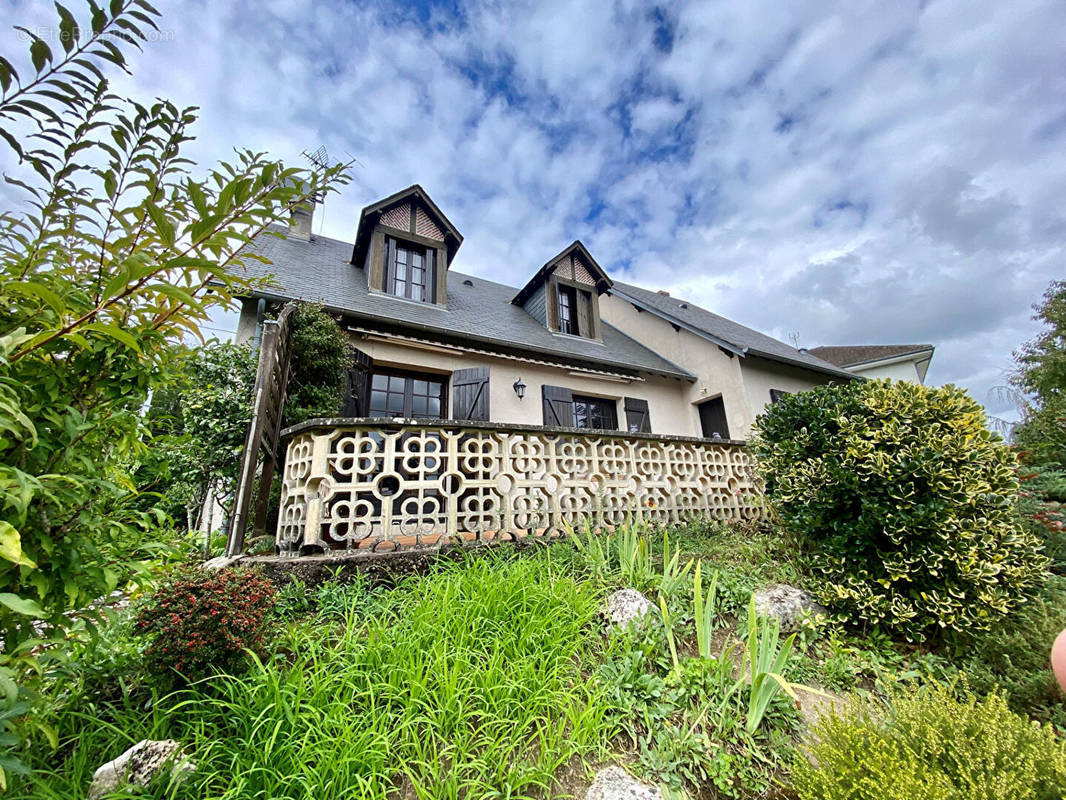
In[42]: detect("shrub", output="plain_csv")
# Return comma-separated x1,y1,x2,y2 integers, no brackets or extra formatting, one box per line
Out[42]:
962,576,1066,728
134,567,277,681
792,684,1066,800
1017,465,1066,574
284,302,353,426
752,380,1047,639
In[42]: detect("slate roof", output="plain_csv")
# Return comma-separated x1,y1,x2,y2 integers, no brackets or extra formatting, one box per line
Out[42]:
807,344,934,368
237,228,695,380
609,282,857,379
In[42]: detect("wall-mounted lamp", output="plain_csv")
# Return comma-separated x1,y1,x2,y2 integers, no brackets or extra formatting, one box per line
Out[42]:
513,378,526,399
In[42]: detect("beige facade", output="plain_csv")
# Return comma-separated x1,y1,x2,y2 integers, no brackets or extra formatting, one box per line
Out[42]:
845,358,925,383
235,310,698,437
598,293,835,438
234,184,856,442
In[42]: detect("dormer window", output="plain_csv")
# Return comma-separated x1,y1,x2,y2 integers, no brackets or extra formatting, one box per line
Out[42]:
511,241,614,341
351,185,463,308
386,236,435,302
558,285,577,334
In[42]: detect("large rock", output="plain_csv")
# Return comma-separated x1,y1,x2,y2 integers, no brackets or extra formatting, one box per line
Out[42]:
202,554,243,571
602,589,655,629
88,740,194,800
585,766,662,800
753,584,827,631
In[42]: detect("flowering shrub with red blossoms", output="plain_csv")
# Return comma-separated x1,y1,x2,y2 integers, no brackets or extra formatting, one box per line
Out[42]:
135,567,278,681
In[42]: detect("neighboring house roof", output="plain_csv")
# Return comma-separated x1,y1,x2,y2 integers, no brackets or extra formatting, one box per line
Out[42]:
806,344,935,369
609,281,857,380
238,228,695,381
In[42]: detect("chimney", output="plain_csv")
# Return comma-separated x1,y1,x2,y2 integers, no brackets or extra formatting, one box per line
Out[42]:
289,196,315,240
657,290,670,297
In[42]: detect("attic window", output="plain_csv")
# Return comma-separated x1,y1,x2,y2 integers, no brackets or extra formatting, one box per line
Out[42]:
557,285,578,335
463,279,474,286
385,236,435,302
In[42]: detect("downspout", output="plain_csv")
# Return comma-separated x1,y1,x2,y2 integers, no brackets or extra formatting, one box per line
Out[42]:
252,298,266,354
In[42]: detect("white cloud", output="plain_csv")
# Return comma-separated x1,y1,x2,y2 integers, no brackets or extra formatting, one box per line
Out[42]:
2,0,1063,419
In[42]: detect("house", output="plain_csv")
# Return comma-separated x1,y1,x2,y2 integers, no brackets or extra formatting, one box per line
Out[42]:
232,185,856,554
235,185,853,440
807,344,935,384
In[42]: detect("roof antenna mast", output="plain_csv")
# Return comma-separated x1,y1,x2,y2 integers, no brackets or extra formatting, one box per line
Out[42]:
300,146,332,233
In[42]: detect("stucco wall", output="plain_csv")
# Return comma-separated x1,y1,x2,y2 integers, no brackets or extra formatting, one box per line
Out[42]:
738,357,838,436
849,360,921,383
235,301,695,434
351,335,696,435
601,293,757,437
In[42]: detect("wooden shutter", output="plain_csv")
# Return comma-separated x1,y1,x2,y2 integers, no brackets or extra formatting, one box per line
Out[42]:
340,346,373,416
426,247,437,304
698,397,730,439
624,397,651,433
542,384,574,427
451,366,490,421
385,236,396,292
577,290,593,338
546,279,559,330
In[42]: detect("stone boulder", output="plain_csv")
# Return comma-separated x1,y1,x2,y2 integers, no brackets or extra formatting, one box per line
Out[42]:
602,589,655,629
585,766,662,800
202,554,243,572
88,740,194,800
753,584,827,631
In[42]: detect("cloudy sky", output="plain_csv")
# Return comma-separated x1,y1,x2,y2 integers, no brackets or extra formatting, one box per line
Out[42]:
6,0,1065,419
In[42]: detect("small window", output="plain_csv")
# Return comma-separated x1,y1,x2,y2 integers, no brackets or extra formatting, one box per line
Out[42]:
769,389,790,404
558,285,578,335
572,395,617,430
368,369,446,418
386,237,434,302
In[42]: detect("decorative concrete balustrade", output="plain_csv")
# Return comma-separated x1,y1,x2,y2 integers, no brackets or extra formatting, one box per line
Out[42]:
276,418,762,555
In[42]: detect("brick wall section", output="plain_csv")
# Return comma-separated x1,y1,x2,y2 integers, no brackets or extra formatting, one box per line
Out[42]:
415,207,445,240
553,253,595,286
572,257,595,286
380,203,410,230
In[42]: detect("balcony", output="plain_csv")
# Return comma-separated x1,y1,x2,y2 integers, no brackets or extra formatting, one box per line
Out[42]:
275,418,761,555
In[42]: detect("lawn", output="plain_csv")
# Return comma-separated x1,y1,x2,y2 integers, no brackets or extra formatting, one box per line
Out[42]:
14,517,1066,800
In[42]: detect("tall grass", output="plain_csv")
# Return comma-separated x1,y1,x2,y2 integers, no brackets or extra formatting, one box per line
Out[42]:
18,554,611,800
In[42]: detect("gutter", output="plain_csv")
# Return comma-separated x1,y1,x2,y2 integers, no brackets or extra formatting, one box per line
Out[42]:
243,288,695,382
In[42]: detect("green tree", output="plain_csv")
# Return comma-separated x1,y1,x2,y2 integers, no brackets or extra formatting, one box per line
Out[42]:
156,342,257,536
284,303,352,426
0,0,348,676
1013,281,1066,469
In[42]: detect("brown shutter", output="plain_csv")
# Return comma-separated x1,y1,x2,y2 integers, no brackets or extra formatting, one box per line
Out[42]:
546,278,559,330
542,384,573,427
577,289,593,338
451,366,490,421
624,397,651,433
341,346,374,416
385,236,396,293
426,247,437,304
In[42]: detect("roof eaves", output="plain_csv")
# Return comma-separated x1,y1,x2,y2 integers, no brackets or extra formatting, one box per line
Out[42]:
609,286,745,356
243,286,694,382
745,348,862,381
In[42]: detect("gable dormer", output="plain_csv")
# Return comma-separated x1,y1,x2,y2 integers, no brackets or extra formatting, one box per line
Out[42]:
351,185,463,306
511,241,612,340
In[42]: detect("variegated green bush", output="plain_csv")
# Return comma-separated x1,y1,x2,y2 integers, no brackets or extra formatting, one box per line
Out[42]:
752,380,1046,640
